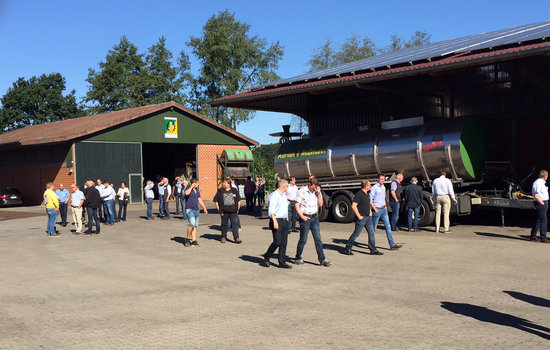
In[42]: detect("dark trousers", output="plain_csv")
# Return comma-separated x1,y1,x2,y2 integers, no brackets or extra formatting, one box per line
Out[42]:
59,202,68,225
221,212,240,240
531,202,548,240
117,200,127,220
265,218,290,265
288,201,298,230
86,207,100,233
258,192,265,206
98,203,105,221
245,193,255,212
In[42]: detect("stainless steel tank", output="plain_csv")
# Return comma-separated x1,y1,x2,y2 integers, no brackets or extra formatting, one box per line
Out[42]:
274,118,485,182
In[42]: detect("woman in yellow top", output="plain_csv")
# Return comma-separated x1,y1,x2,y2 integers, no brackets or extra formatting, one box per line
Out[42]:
44,182,60,237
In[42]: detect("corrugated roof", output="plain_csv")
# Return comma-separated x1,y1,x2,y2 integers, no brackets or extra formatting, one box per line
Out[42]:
262,21,550,88
0,101,258,147
212,40,550,108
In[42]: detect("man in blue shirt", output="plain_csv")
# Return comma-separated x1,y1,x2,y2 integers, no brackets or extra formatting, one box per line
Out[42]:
263,179,292,269
370,174,402,250
56,184,71,227
69,184,85,234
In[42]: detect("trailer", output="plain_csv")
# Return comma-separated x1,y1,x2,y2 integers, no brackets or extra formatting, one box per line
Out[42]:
274,117,534,226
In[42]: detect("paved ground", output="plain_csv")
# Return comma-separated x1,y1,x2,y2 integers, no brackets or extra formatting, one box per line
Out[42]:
0,203,549,349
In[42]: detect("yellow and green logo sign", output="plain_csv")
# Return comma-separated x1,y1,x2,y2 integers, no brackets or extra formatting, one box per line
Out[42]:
164,117,178,139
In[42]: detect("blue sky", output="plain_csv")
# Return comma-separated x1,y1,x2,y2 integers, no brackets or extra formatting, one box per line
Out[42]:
0,0,548,144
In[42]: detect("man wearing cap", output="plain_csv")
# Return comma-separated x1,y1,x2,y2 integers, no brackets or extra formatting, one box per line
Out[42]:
530,169,550,243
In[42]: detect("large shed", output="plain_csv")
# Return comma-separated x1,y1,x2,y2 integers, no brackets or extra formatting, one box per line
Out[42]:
0,101,257,204
212,21,550,180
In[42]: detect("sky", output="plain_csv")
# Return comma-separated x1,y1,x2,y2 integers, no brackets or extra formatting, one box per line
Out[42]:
0,0,549,144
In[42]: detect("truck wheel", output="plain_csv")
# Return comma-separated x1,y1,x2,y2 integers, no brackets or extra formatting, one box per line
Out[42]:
318,204,329,222
331,195,355,223
418,199,435,227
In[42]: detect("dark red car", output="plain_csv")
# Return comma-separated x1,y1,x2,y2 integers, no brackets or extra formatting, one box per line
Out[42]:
0,187,23,207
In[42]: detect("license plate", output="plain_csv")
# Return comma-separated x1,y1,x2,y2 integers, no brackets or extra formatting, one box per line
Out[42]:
10,196,17,199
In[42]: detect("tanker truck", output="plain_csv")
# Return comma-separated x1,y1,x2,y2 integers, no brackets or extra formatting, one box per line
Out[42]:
274,117,534,226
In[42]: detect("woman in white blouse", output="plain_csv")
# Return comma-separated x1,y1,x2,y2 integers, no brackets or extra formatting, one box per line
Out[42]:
116,182,130,221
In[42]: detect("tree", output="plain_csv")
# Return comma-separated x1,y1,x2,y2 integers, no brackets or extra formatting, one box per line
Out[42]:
145,37,192,105
84,36,148,114
188,10,284,129
382,30,431,53
307,39,335,71
0,73,83,132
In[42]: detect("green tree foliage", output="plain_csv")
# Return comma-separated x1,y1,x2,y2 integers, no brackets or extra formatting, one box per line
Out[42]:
145,37,192,105
252,143,280,191
84,36,149,113
188,10,284,129
0,73,83,132
307,31,431,72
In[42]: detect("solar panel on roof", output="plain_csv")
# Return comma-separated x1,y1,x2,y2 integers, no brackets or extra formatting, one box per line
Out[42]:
260,21,550,89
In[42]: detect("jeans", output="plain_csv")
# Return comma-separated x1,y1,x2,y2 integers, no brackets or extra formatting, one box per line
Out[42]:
265,218,290,265
295,215,326,263
228,215,241,230
86,207,100,233
186,209,200,227
288,201,298,230
531,202,548,240
407,206,421,231
245,193,255,212
390,201,400,229
159,197,170,218
221,212,240,240
145,197,153,219
372,208,396,248
59,202,68,225
46,208,58,235
175,193,185,215
107,200,116,224
346,216,378,253
117,199,127,220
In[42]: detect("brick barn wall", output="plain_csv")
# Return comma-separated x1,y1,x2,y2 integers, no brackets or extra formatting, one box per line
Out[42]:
196,144,250,201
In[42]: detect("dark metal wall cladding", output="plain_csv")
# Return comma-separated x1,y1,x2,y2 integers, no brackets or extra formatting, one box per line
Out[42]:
261,21,550,88
75,142,142,189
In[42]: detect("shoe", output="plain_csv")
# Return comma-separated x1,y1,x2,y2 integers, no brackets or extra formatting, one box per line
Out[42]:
96,231,100,235
529,237,540,242
444,229,451,233
390,244,402,250
279,263,292,269
369,251,384,255
115,219,120,223
235,238,242,244
293,258,304,265
184,239,190,247
320,260,331,267
342,249,354,255
221,237,226,243
50,234,60,237
191,240,199,247
75,231,82,235
62,223,67,227
392,227,400,231
83,233,92,236
262,254,271,267
291,229,299,233
541,239,550,244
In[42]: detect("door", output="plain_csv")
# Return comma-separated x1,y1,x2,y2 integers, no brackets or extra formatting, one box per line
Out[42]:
129,173,143,204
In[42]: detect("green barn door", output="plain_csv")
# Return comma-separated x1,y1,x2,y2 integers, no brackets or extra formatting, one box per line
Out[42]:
129,174,143,204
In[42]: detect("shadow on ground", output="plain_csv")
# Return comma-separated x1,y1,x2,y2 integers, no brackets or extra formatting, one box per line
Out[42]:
503,291,550,308
441,302,550,340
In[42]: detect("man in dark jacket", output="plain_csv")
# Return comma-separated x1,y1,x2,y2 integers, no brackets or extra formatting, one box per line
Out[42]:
83,180,101,235
404,177,424,232
214,178,242,244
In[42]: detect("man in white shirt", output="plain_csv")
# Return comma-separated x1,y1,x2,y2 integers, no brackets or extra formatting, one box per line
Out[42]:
293,177,331,267
161,177,171,220
431,171,457,233
530,169,550,243
95,179,106,222
100,181,116,225
70,184,85,234
286,177,299,232
263,179,292,269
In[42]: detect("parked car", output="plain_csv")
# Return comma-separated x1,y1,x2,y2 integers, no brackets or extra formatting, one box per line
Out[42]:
0,187,23,207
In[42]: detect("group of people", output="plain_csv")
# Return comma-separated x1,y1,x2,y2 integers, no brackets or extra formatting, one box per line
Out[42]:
43,179,130,236
243,176,266,213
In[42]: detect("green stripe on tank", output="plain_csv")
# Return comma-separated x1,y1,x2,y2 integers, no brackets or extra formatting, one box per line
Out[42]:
460,140,476,179
459,118,486,180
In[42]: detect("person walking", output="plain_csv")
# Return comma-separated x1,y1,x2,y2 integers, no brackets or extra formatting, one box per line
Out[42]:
389,173,404,231
432,171,457,233
293,177,331,266
530,169,550,243
184,179,208,246
343,180,383,256
83,180,101,235
56,183,70,227
244,176,256,213
228,177,241,232
214,178,242,244
44,182,59,237
404,177,423,232
101,181,116,225
144,180,155,220
69,184,85,234
371,174,402,250
286,177,299,232
116,182,129,222
262,179,292,269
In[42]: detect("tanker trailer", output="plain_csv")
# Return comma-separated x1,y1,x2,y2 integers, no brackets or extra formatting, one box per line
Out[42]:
274,117,486,225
